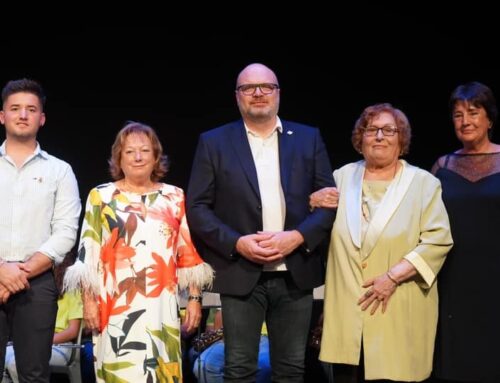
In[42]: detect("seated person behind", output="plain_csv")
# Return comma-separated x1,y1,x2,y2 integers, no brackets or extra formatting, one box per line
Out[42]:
3,252,83,383
190,309,271,383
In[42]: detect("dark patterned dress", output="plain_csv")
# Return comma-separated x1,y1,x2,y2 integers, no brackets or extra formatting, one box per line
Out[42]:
433,153,500,381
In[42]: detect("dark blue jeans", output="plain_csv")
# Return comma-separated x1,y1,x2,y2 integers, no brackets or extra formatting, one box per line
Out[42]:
221,271,313,383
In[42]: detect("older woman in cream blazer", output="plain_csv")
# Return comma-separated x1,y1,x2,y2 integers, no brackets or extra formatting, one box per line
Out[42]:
312,103,453,382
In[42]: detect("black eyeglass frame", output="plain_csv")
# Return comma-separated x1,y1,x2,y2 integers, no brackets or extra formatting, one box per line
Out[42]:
363,125,399,137
236,83,280,95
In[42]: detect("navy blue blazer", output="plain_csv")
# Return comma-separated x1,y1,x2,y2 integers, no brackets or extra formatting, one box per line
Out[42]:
186,119,335,296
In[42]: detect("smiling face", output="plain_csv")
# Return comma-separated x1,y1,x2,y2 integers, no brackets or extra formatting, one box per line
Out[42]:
0,92,45,142
120,133,156,182
452,100,491,148
235,63,280,124
361,111,401,168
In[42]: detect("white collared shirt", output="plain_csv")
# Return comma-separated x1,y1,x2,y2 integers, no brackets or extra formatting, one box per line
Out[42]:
0,141,81,264
245,117,287,271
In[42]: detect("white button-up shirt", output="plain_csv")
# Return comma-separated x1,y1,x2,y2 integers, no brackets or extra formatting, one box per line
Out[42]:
0,141,81,264
246,118,287,271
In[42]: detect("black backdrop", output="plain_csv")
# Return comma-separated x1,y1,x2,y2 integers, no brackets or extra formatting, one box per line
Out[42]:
1,8,498,203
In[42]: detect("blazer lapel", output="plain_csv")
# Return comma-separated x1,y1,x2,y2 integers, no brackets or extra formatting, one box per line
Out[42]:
230,122,261,199
278,125,294,195
361,160,416,258
345,161,364,249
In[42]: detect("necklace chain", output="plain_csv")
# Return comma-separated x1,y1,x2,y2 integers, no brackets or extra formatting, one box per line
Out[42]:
362,164,398,222
120,179,158,193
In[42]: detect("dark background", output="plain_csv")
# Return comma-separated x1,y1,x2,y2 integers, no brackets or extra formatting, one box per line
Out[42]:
1,8,498,201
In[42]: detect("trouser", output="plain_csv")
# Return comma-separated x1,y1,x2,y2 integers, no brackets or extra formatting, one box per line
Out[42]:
0,270,58,383
221,271,312,383
4,343,72,383
193,336,271,383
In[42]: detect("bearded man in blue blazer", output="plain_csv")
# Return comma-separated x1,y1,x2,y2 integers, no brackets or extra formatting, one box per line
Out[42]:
187,63,335,383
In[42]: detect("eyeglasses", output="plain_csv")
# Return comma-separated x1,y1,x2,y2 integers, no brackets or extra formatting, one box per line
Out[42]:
236,83,280,96
363,125,399,137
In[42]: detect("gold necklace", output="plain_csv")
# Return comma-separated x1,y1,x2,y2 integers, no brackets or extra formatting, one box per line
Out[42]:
120,179,157,194
362,163,399,222
390,162,399,181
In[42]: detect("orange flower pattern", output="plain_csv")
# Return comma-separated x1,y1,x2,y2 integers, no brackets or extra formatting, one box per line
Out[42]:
78,183,205,382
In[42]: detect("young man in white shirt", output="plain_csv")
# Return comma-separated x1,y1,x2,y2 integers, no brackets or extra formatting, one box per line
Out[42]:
0,78,81,382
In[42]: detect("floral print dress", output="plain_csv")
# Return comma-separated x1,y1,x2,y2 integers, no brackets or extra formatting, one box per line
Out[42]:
64,182,213,382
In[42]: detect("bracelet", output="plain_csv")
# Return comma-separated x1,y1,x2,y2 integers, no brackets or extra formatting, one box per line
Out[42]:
386,270,400,286
188,295,202,303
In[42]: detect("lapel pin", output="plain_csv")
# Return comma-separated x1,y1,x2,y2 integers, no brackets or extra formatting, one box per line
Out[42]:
287,130,293,135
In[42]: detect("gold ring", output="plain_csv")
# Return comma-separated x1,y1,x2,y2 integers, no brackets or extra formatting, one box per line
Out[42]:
365,290,373,297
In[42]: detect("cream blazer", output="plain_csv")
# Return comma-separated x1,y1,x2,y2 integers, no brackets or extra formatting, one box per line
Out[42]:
319,160,453,381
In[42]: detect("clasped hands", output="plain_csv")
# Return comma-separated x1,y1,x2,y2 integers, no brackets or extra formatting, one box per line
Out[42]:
235,230,304,264
0,262,31,304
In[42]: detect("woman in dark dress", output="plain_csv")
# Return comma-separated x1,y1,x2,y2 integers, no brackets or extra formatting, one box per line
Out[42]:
432,82,500,383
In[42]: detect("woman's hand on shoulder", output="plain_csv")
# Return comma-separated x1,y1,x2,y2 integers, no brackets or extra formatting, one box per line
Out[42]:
309,187,339,209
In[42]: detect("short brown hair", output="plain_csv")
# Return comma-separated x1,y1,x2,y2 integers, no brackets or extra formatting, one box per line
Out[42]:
351,103,411,156
450,81,497,139
2,78,46,110
108,121,169,181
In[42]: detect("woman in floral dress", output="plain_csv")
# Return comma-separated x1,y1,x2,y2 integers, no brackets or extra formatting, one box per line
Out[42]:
64,121,214,382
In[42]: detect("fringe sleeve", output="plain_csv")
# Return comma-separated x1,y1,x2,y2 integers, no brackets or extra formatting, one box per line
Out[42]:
63,259,100,296
177,261,214,291
176,188,215,291
63,187,104,296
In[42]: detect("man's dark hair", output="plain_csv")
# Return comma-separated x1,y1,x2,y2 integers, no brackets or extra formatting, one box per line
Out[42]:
1,78,46,109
